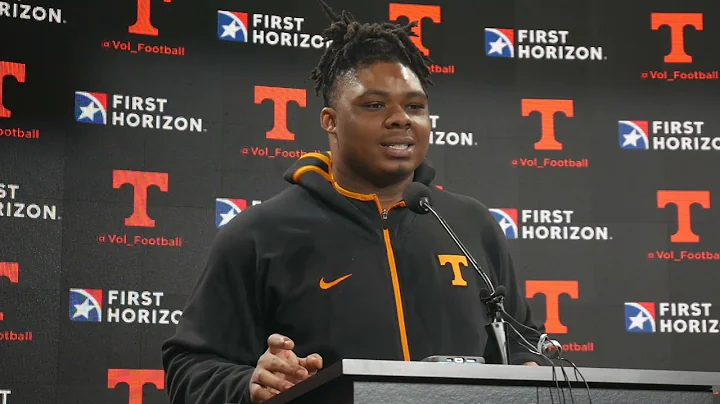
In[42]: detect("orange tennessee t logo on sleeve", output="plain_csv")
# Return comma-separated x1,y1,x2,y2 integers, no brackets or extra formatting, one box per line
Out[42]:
319,274,352,290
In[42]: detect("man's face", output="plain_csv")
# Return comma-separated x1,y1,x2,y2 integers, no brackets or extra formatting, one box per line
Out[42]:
323,61,431,185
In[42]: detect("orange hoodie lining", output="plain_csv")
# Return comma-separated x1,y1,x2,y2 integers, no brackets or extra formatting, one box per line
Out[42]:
292,165,332,183
291,159,412,361
298,152,331,168
381,227,410,361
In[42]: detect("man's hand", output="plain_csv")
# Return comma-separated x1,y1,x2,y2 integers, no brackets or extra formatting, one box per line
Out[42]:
249,334,323,403
522,361,539,366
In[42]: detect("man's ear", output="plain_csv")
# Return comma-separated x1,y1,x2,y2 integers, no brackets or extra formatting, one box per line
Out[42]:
320,107,337,135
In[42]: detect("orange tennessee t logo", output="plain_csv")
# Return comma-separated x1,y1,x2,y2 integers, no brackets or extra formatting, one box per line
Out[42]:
108,369,164,404
319,274,352,290
525,280,579,334
438,254,468,287
657,190,710,243
650,13,703,64
129,0,172,36
521,99,574,151
0,262,19,322
0,61,26,119
113,169,169,228
388,4,441,57
254,86,306,141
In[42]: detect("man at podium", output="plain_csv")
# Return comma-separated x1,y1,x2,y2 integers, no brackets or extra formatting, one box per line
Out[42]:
162,1,548,403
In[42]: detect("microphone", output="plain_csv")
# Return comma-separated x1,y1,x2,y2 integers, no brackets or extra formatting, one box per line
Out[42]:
403,183,495,294
403,183,510,365
538,335,563,359
404,184,593,402
488,287,563,359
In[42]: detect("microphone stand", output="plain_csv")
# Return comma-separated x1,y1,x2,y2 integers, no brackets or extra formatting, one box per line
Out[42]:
420,199,512,365
481,289,511,366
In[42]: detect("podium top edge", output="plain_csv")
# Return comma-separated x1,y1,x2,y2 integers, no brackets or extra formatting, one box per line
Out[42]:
331,359,720,387
265,359,720,404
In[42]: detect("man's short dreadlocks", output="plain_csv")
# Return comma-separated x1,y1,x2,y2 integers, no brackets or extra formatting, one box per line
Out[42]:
310,0,434,107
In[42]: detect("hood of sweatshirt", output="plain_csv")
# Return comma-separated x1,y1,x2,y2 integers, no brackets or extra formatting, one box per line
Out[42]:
282,151,436,234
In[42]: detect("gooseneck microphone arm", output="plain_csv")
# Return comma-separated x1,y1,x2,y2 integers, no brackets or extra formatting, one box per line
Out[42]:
404,184,591,400
416,196,511,366
420,198,495,294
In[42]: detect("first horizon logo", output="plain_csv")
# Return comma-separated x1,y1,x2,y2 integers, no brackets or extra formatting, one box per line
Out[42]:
216,198,262,228
0,1,66,24
217,11,328,50
69,288,182,325
1,183,60,221
642,13,718,82
618,120,720,151
490,208,611,241
625,302,719,333
74,90,205,133
429,115,475,147
485,28,605,61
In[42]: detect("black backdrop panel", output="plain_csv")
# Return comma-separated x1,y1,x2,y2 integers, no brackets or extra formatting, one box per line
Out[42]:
2,0,720,403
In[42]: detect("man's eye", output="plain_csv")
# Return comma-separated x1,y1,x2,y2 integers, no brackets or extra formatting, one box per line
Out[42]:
364,103,384,109
408,104,426,110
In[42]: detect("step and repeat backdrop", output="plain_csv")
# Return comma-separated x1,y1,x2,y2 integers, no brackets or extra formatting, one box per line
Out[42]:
2,0,720,402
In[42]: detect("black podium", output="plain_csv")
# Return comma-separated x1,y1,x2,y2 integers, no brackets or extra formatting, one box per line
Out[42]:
267,359,720,404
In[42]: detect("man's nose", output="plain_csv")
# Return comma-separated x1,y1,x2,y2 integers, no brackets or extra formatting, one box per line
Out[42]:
385,106,412,128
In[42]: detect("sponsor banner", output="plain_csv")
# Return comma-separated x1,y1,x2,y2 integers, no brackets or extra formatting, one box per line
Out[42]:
490,209,611,241
74,91,205,133
216,198,262,228
485,28,605,61
625,302,719,334
69,288,182,326
0,183,60,221
217,10,328,49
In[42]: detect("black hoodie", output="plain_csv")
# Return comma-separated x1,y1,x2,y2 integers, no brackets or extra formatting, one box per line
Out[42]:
162,151,547,404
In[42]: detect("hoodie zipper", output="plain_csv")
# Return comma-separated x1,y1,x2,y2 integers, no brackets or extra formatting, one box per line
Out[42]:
380,206,410,361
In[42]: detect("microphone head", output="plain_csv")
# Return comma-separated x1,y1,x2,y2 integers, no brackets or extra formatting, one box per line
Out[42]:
478,288,492,301
403,182,432,214
495,285,507,298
